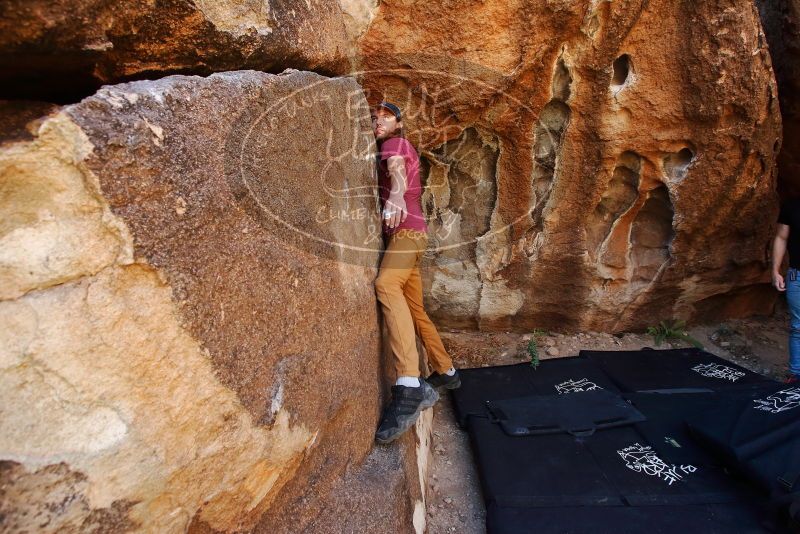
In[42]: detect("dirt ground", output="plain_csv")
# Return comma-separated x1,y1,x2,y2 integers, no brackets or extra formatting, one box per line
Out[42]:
423,303,795,534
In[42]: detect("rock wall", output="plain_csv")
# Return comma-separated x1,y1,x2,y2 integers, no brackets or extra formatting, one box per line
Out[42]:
0,0,791,532
0,70,429,533
757,0,800,198
0,0,379,102
356,0,783,332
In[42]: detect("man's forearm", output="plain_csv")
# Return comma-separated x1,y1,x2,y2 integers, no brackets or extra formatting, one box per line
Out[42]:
773,236,787,273
388,166,408,198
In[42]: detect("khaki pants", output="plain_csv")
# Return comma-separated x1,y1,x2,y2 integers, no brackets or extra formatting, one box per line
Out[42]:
375,229,454,378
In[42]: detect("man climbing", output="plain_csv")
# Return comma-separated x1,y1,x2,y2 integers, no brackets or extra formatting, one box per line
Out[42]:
371,101,461,444
772,196,800,384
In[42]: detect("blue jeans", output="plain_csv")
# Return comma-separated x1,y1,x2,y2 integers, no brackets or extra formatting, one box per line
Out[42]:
786,267,800,376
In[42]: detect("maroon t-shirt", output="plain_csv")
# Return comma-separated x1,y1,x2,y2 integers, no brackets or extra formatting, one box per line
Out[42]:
378,136,428,236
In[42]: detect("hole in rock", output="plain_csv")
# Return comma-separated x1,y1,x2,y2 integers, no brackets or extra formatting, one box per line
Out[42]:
588,151,641,255
552,59,572,102
629,184,674,281
531,100,570,214
420,127,499,261
664,147,695,180
611,54,631,87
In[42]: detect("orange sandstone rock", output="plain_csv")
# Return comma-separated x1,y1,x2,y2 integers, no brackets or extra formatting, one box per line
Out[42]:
356,0,782,332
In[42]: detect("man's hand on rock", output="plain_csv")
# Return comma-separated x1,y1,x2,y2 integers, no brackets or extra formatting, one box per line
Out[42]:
384,194,408,229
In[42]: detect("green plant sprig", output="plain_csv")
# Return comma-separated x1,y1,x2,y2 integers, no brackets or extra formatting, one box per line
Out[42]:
646,319,704,349
526,328,549,369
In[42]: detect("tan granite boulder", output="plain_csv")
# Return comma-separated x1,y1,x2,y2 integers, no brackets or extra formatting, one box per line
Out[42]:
356,0,783,332
0,70,430,533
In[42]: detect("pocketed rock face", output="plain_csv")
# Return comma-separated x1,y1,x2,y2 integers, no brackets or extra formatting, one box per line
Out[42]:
757,0,800,198
357,0,782,332
0,0,380,102
0,71,428,533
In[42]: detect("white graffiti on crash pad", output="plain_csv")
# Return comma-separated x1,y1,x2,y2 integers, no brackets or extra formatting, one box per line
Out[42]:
753,387,800,414
691,363,746,382
618,443,697,486
555,378,601,394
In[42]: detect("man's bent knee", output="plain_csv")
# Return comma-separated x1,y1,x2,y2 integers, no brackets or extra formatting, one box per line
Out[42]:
375,275,403,296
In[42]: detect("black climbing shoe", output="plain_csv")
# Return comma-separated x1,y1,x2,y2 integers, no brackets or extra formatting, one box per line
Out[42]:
425,369,462,390
375,381,439,444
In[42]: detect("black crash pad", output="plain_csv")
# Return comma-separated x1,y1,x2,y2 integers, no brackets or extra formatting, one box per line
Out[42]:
685,384,800,463
451,357,620,428
736,436,800,527
740,437,800,495
581,347,774,393
467,416,751,509
624,389,772,467
485,502,769,534
486,389,646,437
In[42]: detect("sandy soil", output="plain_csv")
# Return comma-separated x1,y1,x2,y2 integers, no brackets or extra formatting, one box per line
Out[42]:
423,303,795,534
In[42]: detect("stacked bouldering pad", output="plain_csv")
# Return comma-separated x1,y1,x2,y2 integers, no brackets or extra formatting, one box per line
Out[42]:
451,347,800,533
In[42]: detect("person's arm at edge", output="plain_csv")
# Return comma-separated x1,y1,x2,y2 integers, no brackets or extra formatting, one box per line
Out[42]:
773,223,789,291
385,154,409,229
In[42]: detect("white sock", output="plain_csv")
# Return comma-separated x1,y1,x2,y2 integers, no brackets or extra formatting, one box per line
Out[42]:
444,367,456,376
396,376,421,387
